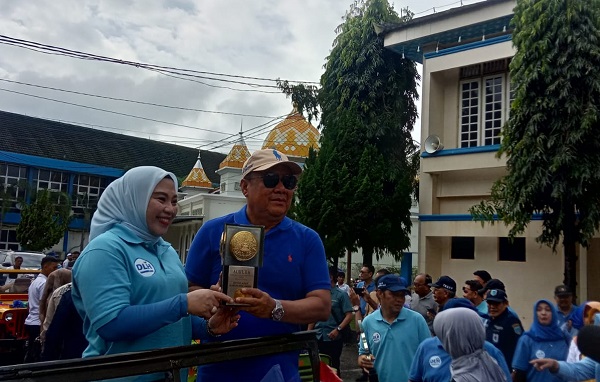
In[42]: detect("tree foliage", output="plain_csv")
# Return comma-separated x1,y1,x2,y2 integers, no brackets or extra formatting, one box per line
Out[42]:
470,0,600,294
17,189,72,251
283,0,420,265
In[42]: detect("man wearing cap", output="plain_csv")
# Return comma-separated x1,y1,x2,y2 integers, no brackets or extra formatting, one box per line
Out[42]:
358,275,430,382
185,148,331,382
483,289,524,367
554,284,578,337
431,275,456,313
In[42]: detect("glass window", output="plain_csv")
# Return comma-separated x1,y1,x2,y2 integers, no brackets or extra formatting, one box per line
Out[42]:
34,169,67,193
0,229,19,250
458,68,510,147
0,163,27,212
72,174,105,215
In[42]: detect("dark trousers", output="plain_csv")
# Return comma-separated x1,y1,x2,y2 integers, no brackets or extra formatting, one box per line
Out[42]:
317,339,343,377
24,324,41,363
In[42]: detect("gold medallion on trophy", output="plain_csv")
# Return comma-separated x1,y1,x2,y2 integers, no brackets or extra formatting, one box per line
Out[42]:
229,231,258,261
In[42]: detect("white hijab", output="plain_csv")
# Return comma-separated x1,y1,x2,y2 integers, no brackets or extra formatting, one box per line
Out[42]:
89,166,177,242
434,307,507,382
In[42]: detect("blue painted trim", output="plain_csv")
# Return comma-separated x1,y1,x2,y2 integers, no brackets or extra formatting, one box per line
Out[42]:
401,252,412,282
421,144,500,158
424,34,512,60
0,150,125,178
419,213,543,221
0,213,85,230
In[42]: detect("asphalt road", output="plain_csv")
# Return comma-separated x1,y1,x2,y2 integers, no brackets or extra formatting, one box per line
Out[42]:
339,341,364,381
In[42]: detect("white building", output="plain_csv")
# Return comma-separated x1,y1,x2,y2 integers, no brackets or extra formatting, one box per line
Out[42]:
383,0,598,327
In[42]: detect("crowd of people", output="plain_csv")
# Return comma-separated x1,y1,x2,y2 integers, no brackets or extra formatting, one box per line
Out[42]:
324,267,600,382
14,147,600,382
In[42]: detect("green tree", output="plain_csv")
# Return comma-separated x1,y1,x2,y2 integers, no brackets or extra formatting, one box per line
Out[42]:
470,0,600,297
283,0,419,265
17,189,72,251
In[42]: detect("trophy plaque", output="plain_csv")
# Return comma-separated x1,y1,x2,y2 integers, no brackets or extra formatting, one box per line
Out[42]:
220,223,264,305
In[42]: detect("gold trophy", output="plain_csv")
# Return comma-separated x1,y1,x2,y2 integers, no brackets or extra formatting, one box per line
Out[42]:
220,223,264,305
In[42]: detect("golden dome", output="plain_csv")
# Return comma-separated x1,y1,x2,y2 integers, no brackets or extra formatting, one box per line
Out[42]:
219,135,251,169
261,109,319,157
182,155,212,188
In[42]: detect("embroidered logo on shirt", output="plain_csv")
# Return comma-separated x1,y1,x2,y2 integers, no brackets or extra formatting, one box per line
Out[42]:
134,258,155,277
429,356,442,368
535,350,545,359
512,323,523,335
492,333,499,343
372,332,381,343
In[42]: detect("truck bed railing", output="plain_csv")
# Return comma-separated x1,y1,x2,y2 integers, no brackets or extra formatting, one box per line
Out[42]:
0,331,320,382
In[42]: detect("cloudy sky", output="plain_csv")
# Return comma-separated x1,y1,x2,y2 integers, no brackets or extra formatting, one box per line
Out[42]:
0,0,484,155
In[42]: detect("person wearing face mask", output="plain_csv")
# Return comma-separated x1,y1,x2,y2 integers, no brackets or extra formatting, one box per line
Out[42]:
72,166,238,382
512,300,570,382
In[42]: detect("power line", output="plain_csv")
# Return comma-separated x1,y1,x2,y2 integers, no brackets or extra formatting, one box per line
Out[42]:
0,87,232,136
0,78,281,118
0,35,319,90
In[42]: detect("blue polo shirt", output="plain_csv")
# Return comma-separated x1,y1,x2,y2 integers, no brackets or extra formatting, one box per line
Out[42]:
72,224,191,381
359,307,430,382
408,337,511,382
185,206,330,382
512,335,569,382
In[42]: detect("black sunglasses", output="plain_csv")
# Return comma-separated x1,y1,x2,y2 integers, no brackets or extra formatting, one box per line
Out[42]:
251,173,298,190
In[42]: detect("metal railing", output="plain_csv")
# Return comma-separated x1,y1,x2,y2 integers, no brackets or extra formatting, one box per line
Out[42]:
0,331,320,382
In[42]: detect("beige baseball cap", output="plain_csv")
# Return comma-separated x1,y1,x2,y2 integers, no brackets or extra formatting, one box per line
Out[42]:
241,149,302,179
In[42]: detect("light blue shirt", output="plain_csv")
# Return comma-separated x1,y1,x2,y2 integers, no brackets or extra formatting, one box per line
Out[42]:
476,300,489,315
556,358,600,380
73,224,191,381
408,337,511,382
359,307,430,382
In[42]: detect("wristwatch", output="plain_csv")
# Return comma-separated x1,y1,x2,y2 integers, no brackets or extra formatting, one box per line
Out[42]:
337,326,343,332
352,305,360,312
271,299,284,321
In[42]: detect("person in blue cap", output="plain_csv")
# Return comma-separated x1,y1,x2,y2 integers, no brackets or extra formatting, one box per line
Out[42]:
358,274,430,382
483,289,524,368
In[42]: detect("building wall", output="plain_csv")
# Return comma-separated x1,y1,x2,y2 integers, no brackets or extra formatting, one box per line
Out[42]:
417,20,573,328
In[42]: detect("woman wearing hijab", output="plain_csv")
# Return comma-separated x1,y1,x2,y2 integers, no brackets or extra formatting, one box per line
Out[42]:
72,166,238,381
567,301,600,364
512,299,570,382
434,307,507,382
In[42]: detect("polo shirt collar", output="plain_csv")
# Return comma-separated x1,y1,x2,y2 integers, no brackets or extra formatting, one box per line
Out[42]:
373,306,407,323
113,224,168,250
233,205,293,233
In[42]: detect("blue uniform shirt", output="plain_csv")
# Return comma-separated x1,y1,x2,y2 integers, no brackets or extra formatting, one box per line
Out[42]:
185,206,330,382
408,336,511,382
484,308,524,367
357,279,376,315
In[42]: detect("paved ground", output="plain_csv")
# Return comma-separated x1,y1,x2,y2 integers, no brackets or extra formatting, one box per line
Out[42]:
339,340,364,381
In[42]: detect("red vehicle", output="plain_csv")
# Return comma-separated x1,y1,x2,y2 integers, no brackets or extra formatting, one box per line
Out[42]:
0,269,40,365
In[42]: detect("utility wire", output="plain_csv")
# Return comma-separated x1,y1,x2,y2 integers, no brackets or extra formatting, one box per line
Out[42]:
0,78,281,118
0,87,232,136
0,35,319,88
